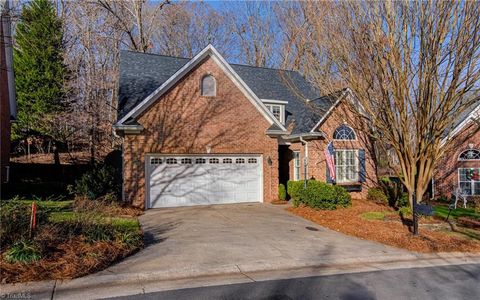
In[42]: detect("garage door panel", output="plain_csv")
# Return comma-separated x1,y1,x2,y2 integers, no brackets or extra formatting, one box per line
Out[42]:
147,155,262,208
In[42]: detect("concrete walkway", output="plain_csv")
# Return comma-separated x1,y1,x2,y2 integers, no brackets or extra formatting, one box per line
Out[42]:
2,203,480,299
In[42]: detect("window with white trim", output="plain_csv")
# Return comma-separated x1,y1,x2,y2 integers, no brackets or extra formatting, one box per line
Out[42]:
335,149,358,183
265,104,285,124
201,75,216,96
458,168,480,195
293,151,300,181
333,125,356,140
459,149,480,160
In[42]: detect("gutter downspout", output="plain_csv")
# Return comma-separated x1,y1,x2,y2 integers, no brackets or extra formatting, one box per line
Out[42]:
299,137,308,188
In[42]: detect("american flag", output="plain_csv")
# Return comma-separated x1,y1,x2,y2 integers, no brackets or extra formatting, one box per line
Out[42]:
324,142,336,182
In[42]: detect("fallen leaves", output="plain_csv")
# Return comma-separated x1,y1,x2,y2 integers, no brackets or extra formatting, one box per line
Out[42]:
288,199,480,253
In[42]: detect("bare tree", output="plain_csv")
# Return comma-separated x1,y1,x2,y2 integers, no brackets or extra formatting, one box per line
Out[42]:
294,1,480,234
275,1,340,93
61,1,123,163
96,0,170,53
230,1,279,67
152,1,233,58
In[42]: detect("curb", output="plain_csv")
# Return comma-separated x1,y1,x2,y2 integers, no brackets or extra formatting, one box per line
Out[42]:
1,252,479,299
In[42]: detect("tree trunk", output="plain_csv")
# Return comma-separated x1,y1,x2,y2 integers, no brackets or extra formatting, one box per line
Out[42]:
411,192,418,235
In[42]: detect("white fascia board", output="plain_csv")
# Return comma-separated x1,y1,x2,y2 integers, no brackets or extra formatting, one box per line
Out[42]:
113,124,144,136
116,44,287,132
309,90,349,133
113,124,143,130
441,102,480,146
208,47,287,131
283,132,326,141
261,99,289,104
309,88,368,133
266,129,286,136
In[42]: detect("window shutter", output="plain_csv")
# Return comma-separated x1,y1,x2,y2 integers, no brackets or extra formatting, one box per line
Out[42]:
326,162,332,183
359,149,366,182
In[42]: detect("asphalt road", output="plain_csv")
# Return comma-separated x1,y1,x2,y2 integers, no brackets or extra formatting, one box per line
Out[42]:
110,264,480,300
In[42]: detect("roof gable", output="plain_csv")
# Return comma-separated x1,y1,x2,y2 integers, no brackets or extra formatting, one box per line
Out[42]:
309,89,351,133
116,45,286,132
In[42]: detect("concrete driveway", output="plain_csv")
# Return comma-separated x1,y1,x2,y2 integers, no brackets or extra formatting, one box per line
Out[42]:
98,203,417,278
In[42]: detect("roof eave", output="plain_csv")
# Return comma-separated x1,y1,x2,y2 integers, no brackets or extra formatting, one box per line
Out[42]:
283,132,326,142
113,124,144,135
266,129,289,137
441,111,480,146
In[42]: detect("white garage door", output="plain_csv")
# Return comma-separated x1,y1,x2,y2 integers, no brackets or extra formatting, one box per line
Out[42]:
147,155,263,208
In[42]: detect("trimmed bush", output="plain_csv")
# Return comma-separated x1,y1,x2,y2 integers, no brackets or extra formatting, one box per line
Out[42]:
287,180,304,201
333,185,352,208
298,181,351,210
278,184,287,201
69,164,121,200
367,188,388,204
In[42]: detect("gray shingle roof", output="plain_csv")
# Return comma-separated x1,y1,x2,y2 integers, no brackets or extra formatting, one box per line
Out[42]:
452,100,479,129
118,50,342,134
442,100,480,138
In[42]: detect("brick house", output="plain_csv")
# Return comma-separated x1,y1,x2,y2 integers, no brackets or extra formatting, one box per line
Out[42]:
0,0,16,184
433,103,480,199
114,45,377,209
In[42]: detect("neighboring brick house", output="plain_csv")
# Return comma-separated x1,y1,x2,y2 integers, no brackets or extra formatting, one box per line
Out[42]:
114,45,377,209
0,0,16,184
433,103,480,199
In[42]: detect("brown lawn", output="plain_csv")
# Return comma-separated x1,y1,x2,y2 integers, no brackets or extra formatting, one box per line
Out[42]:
288,199,480,253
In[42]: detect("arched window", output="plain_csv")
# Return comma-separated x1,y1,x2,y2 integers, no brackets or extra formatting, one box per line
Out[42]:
201,74,216,96
333,124,356,140
459,149,480,161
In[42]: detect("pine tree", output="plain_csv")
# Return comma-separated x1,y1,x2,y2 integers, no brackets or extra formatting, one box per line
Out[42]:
12,0,67,158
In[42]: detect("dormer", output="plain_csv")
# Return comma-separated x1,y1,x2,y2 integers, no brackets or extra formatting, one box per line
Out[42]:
262,99,288,124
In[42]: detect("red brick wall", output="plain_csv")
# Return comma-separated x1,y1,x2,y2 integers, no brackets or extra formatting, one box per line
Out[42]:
0,19,11,183
122,57,279,208
288,101,377,199
434,124,480,198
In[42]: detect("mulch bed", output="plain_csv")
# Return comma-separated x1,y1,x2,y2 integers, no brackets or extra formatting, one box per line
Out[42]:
288,199,480,253
0,236,140,284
